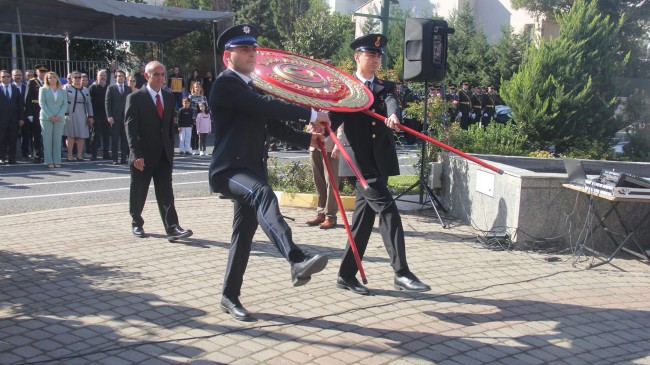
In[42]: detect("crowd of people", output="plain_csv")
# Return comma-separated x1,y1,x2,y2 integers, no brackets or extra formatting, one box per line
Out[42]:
0,63,216,166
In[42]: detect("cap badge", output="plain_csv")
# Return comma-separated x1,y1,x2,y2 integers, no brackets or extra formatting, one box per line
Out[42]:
374,36,381,47
243,26,250,34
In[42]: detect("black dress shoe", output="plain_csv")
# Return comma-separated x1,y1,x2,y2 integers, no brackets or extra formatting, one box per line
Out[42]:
220,296,255,322
112,161,120,165
336,276,370,295
394,272,431,292
167,225,193,242
132,226,146,238
290,254,328,287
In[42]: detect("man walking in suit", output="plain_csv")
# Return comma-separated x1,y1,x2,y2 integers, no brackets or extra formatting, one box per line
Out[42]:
330,34,430,296
106,69,131,165
24,64,47,163
208,24,330,322
0,70,24,164
125,61,192,242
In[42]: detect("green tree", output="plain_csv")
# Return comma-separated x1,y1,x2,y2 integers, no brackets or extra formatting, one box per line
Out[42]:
284,2,354,60
501,0,627,153
446,2,493,86
487,25,532,88
232,0,280,49
512,0,649,77
270,0,310,42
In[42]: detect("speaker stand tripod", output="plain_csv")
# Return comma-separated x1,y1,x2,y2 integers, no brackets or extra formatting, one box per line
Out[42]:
395,81,448,228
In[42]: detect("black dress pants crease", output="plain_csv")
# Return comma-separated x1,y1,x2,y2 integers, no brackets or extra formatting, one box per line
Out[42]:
0,121,18,160
111,121,128,162
215,169,303,298
338,176,409,279
91,117,111,157
129,155,179,230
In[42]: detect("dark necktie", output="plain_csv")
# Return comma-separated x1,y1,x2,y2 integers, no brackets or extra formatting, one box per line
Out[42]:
247,80,254,90
119,84,123,95
4,85,10,100
155,93,163,119
365,81,372,90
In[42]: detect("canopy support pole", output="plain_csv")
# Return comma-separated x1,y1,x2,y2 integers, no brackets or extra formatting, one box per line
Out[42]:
112,17,118,70
212,21,218,75
65,35,71,76
16,6,26,72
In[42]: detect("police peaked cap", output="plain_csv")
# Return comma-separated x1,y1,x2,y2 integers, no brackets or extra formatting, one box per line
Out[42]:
350,33,388,54
217,24,260,52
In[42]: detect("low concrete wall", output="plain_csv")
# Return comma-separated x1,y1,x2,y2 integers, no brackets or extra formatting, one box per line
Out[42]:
437,154,650,255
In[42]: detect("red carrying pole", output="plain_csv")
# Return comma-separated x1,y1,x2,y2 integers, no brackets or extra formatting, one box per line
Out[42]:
325,124,369,190
362,110,505,175
317,138,368,284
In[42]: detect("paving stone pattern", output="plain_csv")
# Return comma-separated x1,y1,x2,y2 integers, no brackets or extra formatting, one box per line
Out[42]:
1,197,649,364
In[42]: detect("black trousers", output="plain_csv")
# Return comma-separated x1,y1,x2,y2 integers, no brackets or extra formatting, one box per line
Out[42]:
214,169,304,298
338,176,409,279
129,155,179,230
0,121,18,160
30,116,43,158
91,116,111,157
458,106,471,130
20,121,32,157
111,121,128,162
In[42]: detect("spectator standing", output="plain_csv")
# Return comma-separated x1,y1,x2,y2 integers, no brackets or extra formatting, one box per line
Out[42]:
188,69,202,87
25,64,48,163
64,71,94,162
195,102,211,156
81,73,89,88
305,123,342,229
203,71,214,100
177,98,193,155
330,34,430,296
168,66,184,109
0,70,24,165
24,70,34,82
89,69,110,160
188,81,207,155
134,65,146,89
11,69,27,157
127,75,138,91
39,71,67,168
105,70,131,165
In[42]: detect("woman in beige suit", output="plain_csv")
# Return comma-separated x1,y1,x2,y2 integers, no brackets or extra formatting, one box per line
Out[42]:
39,72,67,168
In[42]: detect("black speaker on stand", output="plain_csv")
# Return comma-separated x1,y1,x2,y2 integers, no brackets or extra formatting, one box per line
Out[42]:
395,18,454,228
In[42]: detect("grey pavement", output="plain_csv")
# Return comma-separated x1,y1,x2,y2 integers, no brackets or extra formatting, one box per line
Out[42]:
1,197,650,364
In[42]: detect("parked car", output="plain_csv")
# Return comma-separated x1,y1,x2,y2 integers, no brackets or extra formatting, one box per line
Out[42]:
495,105,513,124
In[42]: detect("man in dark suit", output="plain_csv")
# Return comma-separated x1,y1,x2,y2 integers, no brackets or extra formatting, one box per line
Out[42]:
106,69,131,165
125,61,192,242
24,64,47,163
0,70,24,164
11,69,26,157
208,24,330,322
330,34,430,296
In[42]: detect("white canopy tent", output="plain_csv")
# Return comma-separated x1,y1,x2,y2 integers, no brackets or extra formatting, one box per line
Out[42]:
0,0,234,73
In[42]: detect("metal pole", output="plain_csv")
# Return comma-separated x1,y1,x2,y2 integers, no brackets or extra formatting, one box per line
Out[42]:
112,17,118,70
212,22,218,75
16,6,26,72
380,0,389,68
65,35,71,76
11,34,17,69
420,81,429,202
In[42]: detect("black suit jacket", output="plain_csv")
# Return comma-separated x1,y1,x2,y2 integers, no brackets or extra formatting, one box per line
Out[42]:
331,78,401,178
125,87,175,167
0,84,24,125
208,68,312,191
105,83,132,124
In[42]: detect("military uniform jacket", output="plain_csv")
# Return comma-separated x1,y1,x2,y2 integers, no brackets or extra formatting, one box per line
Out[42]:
25,77,44,118
457,89,472,112
331,78,400,178
208,68,312,191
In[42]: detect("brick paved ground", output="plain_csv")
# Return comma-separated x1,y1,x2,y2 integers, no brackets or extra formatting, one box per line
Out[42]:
1,197,649,364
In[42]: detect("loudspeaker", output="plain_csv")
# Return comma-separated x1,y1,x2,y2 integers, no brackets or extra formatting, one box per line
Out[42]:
403,18,454,82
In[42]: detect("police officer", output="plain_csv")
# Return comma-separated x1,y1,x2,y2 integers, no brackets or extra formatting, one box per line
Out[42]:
331,33,430,296
457,80,472,130
24,64,48,162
